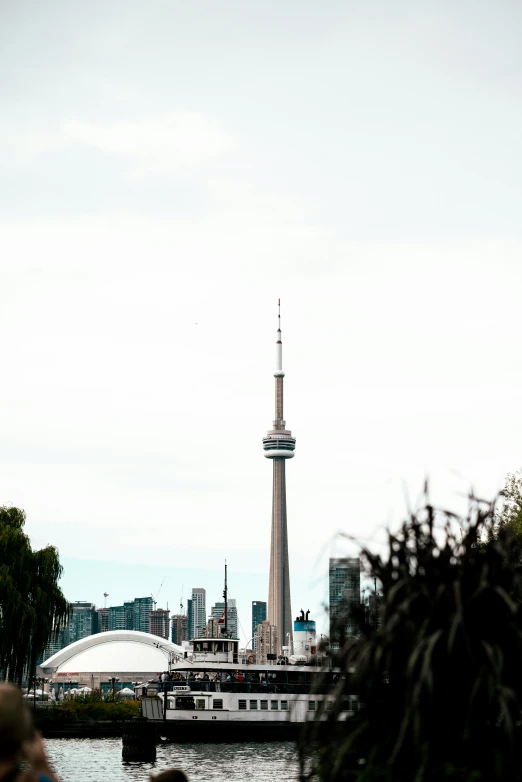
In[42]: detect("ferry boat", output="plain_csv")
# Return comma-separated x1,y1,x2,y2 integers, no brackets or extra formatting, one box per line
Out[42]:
135,616,356,741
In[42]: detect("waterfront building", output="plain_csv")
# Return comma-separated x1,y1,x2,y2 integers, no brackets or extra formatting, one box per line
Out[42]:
108,605,126,631
256,619,278,665
263,301,295,652
206,617,219,638
38,627,69,664
191,588,206,639
124,601,135,629
94,607,109,633
149,608,170,639
187,599,193,641
133,596,154,633
210,598,238,639
329,558,361,647
171,614,189,645
252,601,267,649
363,590,382,633
39,601,95,662
67,601,95,644
40,630,184,690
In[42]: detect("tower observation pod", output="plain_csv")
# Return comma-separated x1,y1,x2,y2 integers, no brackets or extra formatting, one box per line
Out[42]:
263,300,295,653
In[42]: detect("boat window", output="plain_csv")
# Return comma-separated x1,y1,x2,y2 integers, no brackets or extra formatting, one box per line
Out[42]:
196,699,205,710
260,700,268,710
281,701,288,711
215,642,223,652
213,699,223,710
249,700,257,710
238,700,247,710
270,701,278,710
326,701,333,711
308,701,316,711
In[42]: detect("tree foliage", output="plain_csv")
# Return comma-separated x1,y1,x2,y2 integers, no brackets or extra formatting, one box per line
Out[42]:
301,494,522,781
0,506,70,684
495,469,522,537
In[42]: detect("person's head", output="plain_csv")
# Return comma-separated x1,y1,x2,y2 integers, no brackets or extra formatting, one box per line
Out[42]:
150,770,188,782
0,683,33,763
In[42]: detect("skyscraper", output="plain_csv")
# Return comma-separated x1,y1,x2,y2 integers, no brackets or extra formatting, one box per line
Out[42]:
108,605,126,631
210,598,238,639
133,596,154,633
191,588,206,638
171,614,189,645
94,607,109,633
67,602,95,643
256,619,278,665
252,601,267,649
187,599,193,641
149,608,170,639
263,301,295,652
329,558,361,647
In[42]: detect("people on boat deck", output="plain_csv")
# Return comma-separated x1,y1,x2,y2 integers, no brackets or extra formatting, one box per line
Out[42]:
0,683,59,782
236,672,244,683
187,672,195,681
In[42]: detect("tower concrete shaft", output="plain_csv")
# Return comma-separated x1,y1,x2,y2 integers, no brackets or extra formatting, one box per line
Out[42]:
262,300,295,653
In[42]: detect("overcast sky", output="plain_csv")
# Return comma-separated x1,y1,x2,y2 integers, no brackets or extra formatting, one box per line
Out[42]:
1,1,522,642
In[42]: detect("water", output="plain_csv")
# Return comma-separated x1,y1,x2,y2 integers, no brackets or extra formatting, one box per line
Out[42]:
45,738,301,782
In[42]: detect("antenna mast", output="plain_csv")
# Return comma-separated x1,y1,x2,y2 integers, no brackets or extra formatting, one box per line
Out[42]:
222,561,228,637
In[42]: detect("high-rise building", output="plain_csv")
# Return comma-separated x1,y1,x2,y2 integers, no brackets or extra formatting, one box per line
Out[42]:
252,601,267,648
191,589,206,638
38,627,69,664
256,620,278,665
329,558,361,646
133,596,154,633
67,602,95,644
94,608,109,633
108,605,126,631
124,601,135,629
206,617,219,638
263,301,295,652
187,599,193,641
149,608,170,639
210,598,238,639
171,614,189,645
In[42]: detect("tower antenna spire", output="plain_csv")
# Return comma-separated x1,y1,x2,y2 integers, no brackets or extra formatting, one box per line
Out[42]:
275,298,284,378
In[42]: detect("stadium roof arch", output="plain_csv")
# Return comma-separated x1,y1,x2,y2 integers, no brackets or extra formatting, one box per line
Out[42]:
41,630,184,675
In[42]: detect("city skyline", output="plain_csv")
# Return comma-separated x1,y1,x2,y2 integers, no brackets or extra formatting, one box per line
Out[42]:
2,1,522,647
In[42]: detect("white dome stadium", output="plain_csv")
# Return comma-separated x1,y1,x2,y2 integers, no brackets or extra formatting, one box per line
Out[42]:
40,631,184,686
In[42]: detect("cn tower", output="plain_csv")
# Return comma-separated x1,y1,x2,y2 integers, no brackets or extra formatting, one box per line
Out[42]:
263,300,295,652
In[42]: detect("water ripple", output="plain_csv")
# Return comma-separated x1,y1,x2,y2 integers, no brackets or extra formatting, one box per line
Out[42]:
45,738,300,781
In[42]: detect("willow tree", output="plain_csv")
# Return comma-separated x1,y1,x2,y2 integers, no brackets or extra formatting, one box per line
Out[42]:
0,506,70,684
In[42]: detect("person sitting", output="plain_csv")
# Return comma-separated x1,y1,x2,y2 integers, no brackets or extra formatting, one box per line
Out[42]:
0,683,59,782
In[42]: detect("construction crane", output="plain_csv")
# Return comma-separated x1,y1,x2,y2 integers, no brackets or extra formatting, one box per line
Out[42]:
103,592,109,608
152,576,167,610
179,585,184,615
